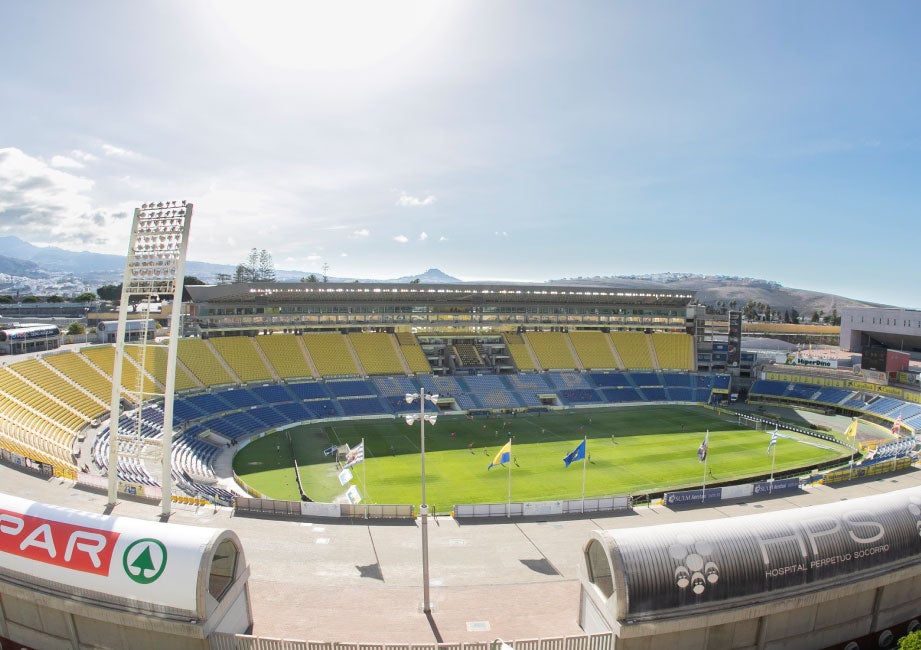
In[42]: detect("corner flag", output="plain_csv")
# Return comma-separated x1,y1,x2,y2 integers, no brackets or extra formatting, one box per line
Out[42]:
767,427,778,455
697,432,709,462
563,438,587,467
488,440,512,470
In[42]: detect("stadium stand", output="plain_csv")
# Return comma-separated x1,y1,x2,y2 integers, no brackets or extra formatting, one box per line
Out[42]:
502,332,537,371
45,351,113,402
650,332,694,370
568,330,619,370
177,338,236,387
302,333,360,376
609,332,654,369
254,334,315,380
395,332,431,373
124,343,199,392
347,332,405,375
80,344,158,400
12,357,106,420
210,336,274,383
524,331,579,370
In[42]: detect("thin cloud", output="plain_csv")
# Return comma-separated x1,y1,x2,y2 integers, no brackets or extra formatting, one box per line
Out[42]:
70,150,98,164
418,232,428,241
51,155,85,170
396,192,437,207
352,228,370,237
393,234,409,243
101,143,142,159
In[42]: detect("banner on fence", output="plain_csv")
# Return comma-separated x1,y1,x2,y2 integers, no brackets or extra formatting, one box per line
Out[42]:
664,487,723,506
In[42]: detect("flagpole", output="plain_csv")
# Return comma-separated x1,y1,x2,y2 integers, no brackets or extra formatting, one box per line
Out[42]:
701,430,708,502
506,437,512,518
770,438,776,491
362,437,368,518
580,435,587,514
849,418,857,480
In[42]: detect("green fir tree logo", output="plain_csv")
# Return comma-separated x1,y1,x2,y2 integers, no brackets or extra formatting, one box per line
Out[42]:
123,539,168,584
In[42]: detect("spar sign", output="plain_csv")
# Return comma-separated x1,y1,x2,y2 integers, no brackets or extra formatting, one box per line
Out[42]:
0,507,122,575
0,493,223,613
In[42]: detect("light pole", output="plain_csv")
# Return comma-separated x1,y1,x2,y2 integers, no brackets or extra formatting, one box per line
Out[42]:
405,388,439,614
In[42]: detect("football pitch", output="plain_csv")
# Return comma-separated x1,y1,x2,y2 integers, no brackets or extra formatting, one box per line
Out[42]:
232,405,850,508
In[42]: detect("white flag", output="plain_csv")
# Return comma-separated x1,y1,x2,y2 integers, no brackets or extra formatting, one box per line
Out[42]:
344,441,365,469
338,467,353,486
767,428,778,455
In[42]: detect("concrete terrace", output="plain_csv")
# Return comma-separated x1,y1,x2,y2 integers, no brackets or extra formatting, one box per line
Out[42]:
3,462,921,645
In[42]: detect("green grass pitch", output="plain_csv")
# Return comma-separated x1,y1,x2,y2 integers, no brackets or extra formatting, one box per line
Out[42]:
232,405,849,508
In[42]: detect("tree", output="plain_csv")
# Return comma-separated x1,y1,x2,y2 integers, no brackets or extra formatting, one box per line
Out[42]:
235,248,276,282
47,295,65,303
257,249,276,282
74,292,97,302
898,630,921,650
67,322,86,335
300,274,319,283
234,264,250,284
22,295,39,303
97,284,121,302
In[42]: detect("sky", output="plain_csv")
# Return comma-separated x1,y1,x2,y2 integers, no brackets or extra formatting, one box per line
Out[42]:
0,1,919,308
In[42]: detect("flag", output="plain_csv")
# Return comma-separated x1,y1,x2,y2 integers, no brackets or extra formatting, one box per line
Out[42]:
345,485,362,504
488,440,511,470
697,432,709,462
563,439,586,468
892,415,903,436
338,467,353,486
844,418,858,442
344,441,364,469
767,428,778,455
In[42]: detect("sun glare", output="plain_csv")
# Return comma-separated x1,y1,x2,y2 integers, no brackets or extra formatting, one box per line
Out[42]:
210,0,446,72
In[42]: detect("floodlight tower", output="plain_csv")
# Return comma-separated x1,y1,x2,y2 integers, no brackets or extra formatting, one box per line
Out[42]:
107,201,192,518
405,388,439,614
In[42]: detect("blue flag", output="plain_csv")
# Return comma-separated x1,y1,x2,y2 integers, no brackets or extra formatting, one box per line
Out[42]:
563,438,586,468
488,440,512,470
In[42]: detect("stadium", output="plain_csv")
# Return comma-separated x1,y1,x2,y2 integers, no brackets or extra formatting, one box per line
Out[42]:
3,228,921,648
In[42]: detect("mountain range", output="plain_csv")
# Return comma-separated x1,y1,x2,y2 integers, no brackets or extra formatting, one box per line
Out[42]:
0,236,882,316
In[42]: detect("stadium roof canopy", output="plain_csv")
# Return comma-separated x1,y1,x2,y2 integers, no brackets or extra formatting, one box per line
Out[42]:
186,282,696,308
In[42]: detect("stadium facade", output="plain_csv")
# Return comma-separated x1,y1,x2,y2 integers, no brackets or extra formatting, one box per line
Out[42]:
3,282,921,648
184,281,695,335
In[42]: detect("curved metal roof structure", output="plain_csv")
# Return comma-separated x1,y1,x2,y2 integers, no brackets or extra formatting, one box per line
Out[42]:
586,486,921,621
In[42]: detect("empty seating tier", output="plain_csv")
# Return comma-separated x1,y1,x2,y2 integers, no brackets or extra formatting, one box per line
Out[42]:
255,334,314,379
347,332,404,375
177,338,236,387
610,332,654,369
210,337,274,383
302,333,359,377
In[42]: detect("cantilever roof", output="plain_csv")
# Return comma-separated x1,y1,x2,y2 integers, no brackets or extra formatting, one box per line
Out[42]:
186,281,696,307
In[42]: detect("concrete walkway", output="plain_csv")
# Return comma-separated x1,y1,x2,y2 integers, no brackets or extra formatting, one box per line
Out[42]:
3,462,921,644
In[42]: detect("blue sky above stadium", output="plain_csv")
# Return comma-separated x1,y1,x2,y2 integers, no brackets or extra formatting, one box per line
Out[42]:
0,1,919,308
